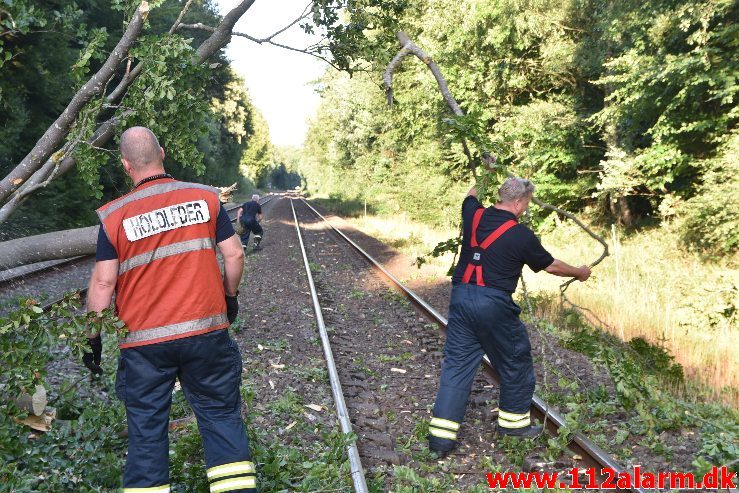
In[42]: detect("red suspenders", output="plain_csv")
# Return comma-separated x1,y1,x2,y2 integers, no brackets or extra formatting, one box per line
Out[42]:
461,208,517,286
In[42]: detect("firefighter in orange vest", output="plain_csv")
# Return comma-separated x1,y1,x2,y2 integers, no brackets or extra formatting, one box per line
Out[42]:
428,177,591,456
83,127,256,492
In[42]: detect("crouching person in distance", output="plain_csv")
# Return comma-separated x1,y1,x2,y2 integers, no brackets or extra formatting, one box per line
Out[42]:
236,194,263,251
428,177,591,457
83,126,257,492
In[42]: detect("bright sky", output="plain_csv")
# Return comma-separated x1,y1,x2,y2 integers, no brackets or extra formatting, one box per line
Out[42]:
215,0,328,147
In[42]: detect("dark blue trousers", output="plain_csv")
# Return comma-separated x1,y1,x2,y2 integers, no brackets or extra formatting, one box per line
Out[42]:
239,218,263,247
116,329,257,492
429,283,535,451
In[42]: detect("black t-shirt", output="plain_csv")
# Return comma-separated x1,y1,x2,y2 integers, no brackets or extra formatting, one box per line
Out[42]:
241,200,262,220
451,196,554,293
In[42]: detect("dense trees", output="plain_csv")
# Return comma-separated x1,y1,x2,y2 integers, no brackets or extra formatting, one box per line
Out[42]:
0,0,270,240
302,0,738,256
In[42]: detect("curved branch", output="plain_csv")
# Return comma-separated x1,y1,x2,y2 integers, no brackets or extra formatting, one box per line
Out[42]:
383,31,463,116
530,195,609,292
383,31,609,285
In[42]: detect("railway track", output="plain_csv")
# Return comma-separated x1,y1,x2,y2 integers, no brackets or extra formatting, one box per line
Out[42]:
289,194,643,492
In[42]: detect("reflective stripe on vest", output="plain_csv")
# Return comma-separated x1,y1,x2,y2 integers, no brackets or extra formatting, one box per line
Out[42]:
98,181,219,221
118,237,215,275
461,208,517,286
120,313,228,346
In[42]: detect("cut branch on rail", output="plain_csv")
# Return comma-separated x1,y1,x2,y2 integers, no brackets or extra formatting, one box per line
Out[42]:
0,226,99,270
383,31,608,291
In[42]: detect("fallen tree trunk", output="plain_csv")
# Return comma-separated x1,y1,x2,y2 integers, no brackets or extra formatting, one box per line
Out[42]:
0,226,98,270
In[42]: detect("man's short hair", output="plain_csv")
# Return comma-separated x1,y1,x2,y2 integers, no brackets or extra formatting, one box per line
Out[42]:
498,177,535,202
120,127,162,169
251,194,260,201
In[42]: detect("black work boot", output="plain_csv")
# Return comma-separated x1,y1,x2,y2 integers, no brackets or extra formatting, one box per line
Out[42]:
253,235,262,250
498,424,543,439
428,436,457,459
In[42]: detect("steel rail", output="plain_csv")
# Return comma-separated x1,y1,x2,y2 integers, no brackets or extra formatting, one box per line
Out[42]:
299,197,644,493
290,198,369,493
0,195,273,287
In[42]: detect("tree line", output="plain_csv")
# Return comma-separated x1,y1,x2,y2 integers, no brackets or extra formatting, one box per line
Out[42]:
0,0,277,240
301,0,738,257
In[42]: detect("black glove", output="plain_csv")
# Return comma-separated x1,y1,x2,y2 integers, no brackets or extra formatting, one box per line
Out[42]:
226,292,239,324
82,335,103,375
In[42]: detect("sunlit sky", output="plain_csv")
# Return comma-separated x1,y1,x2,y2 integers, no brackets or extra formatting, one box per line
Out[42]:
214,0,328,147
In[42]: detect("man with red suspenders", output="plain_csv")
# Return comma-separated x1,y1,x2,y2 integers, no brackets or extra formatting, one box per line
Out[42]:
84,127,257,492
428,177,591,456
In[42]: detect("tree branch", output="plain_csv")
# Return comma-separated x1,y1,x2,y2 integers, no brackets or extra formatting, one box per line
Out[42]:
383,31,609,288
0,114,125,223
107,0,196,106
383,31,464,116
0,226,100,270
195,0,256,63
0,2,149,205
0,0,257,224
178,7,341,71
384,31,476,176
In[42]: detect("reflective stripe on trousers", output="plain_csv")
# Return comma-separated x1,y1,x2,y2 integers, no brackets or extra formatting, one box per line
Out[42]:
123,486,170,493
429,283,535,449
116,329,256,492
207,461,257,492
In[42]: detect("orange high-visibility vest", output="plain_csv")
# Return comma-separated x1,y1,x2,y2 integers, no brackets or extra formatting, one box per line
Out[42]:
97,178,228,349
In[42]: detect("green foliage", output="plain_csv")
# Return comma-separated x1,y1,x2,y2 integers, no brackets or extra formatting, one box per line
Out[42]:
0,292,124,415
1,1,270,236
309,0,409,71
675,131,739,255
302,0,738,257
0,293,127,491
627,336,684,386
0,404,127,492
120,34,209,173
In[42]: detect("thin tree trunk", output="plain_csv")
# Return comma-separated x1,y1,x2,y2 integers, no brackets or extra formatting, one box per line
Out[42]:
0,3,149,205
0,0,257,225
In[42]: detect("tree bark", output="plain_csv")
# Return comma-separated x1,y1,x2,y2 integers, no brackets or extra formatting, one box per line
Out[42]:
0,226,98,270
383,32,463,116
0,114,124,223
0,0,257,225
0,3,149,205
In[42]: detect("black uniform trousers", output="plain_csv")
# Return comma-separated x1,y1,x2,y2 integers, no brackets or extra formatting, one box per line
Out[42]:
116,329,257,492
239,218,263,247
429,283,535,452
